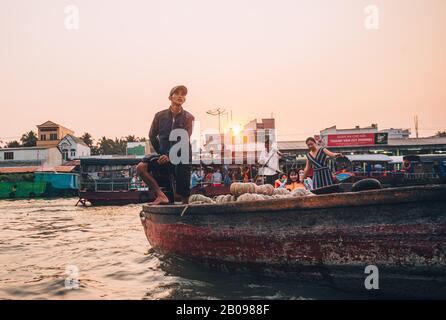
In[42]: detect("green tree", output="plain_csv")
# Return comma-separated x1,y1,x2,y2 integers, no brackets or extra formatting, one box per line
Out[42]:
125,135,137,143
90,145,100,155
97,137,115,155
6,140,21,148
94,135,147,155
20,131,37,147
81,132,94,147
112,138,127,155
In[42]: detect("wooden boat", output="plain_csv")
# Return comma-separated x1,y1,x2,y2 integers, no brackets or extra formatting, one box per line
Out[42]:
78,157,155,206
333,154,446,187
140,184,446,298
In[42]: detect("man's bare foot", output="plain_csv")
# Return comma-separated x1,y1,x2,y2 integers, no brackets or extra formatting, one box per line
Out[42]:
147,194,169,205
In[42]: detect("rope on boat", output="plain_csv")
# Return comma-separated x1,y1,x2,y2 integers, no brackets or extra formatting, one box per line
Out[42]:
181,204,189,217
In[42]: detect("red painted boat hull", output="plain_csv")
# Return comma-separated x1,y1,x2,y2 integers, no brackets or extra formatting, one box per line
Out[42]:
141,185,446,297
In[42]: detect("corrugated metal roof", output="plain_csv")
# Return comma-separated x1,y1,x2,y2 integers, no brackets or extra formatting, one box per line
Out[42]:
0,146,59,151
63,160,80,166
36,166,77,173
0,166,76,174
0,167,39,174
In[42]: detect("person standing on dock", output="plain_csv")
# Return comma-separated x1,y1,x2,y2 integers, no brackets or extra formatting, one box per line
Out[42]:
303,137,342,189
136,85,195,205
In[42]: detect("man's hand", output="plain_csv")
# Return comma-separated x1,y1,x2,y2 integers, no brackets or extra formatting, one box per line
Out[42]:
157,155,170,165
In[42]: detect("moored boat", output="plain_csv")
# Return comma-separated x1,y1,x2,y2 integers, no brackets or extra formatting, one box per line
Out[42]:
78,157,154,205
140,184,446,298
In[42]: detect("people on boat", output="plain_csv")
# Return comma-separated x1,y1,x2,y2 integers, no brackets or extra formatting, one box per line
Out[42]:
223,167,232,186
274,174,288,188
231,169,242,182
130,174,140,190
374,163,383,175
255,175,265,185
204,170,213,184
190,169,203,189
402,159,413,173
258,139,283,185
303,137,342,189
136,85,195,205
286,170,306,191
242,167,251,182
211,168,223,186
303,176,313,190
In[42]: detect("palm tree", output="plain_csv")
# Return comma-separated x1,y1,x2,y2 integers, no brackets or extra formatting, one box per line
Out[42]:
125,135,137,143
98,137,115,155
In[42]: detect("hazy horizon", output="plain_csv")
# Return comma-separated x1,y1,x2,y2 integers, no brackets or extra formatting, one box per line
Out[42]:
1,0,445,143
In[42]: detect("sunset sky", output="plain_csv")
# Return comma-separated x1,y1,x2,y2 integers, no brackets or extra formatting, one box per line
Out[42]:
1,0,445,144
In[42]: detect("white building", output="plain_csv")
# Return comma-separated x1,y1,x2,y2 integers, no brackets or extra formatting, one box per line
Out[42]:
0,146,63,167
379,128,411,139
58,134,91,161
200,119,277,163
320,124,378,137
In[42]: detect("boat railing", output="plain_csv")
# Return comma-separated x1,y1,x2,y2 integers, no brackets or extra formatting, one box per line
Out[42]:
80,180,148,192
197,179,248,187
403,173,439,181
351,170,402,177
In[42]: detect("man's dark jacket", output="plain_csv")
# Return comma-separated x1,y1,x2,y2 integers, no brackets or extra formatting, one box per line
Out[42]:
149,107,195,156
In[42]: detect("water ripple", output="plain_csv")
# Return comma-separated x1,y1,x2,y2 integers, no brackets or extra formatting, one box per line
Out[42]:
0,198,372,300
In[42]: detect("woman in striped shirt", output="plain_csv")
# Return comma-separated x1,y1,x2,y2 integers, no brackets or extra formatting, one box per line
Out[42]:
303,137,342,189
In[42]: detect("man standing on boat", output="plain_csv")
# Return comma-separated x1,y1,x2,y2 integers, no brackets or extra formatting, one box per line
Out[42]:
136,85,195,205
258,138,283,185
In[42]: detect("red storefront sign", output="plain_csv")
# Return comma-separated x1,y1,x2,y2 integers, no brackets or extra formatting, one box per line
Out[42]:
327,133,377,147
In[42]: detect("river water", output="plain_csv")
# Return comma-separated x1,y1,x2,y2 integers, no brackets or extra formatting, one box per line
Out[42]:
0,198,374,300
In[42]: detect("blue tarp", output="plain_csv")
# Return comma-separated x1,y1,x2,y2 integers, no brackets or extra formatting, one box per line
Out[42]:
34,172,78,189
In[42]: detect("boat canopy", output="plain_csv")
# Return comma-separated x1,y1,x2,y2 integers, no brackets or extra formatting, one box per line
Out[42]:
80,157,144,166
403,154,446,163
344,154,393,162
389,156,404,164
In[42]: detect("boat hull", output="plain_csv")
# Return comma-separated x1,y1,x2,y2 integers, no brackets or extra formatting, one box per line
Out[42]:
141,185,446,297
80,190,154,205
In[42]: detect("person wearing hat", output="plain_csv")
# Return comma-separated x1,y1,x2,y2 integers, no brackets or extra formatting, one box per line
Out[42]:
136,85,195,205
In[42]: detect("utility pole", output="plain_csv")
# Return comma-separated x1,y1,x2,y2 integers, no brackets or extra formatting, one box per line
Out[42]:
206,108,227,134
414,115,419,138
